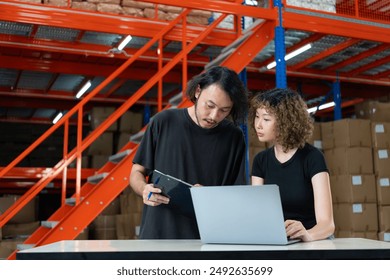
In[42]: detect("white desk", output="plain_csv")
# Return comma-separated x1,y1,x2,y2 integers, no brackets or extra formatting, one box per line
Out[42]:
16,238,390,260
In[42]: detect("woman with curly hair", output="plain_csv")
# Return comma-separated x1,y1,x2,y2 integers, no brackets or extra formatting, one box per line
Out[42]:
249,88,334,242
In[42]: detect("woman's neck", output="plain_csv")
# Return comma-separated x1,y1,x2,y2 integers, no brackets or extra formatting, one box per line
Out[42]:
273,144,298,164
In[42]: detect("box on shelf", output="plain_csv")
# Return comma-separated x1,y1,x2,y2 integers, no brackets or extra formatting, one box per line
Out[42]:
376,174,390,205
355,101,390,122
321,119,372,150
330,174,376,204
87,132,114,155
0,196,38,224
378,206,390,232
308,122,322,150
335,230,378,240
333,203,378,232
373,148,390,175
371,122,390,148
324,147,373,175
90,107,118,132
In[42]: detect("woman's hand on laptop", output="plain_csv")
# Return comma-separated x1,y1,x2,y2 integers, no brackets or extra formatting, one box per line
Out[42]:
285,220,312,242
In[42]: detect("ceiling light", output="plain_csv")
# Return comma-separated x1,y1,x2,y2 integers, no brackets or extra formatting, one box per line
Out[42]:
117,35,132,51
266,43,312,70
52,112,63,124
76,81,91,99
307,101,336,114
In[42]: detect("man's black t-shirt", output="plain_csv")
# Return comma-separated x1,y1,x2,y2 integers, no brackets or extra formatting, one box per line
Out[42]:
133,108,246,239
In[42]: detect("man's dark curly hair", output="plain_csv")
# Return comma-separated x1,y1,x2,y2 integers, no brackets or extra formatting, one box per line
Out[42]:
248,88,314,152
186,66,248,125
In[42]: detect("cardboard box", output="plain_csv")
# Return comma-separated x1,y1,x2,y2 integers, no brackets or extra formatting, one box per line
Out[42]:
0,244,14,260
90,215,117,240
333,203,378,232
355,101,390,122
90,155,108,168
330,174,376,203
100,197,121,216
92,215,116,229
378,231,390,242
376,174,390,205
373,148,390,175
115,214,142,239
308,122,322,150
0,196,38,224
118,111,144,133
117,132,131,150
378,206,390,232
90,107,118,132
75,228,89,240
120,191,144,215
1,221,40,239
324,147,373,175
0,238,27,259
87,132,114,155
336,230,378,240
371,122,390,148
321,119,372,150
91,228,116,240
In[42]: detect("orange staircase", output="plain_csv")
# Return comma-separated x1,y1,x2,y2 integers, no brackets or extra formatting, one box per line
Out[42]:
0,9,275,259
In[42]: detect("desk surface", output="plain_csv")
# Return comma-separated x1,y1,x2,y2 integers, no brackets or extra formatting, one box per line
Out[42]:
16,238,390,260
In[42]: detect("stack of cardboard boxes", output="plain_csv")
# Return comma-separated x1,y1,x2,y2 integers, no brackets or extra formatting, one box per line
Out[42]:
257,0,336,13
87,107,117,169
322,119,378,239
355,100,390,241
89,188,143,240
38,0,213,25
318,100,390,241
0,196,39,259
87,107,144,168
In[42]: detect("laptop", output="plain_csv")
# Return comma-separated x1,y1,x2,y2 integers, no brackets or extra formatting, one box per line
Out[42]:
190,185,301,245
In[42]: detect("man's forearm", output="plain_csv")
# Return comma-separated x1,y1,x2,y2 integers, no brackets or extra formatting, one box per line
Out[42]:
130,170,147,196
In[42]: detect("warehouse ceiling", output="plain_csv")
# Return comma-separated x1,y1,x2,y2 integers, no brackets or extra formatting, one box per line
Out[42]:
0,0,389,125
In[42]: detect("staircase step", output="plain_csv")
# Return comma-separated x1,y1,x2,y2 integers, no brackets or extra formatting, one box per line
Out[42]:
65,197,85,206
87,172,108,184
129,131,145,144
109,149,132,163
41,221,59,228
17,244,35,251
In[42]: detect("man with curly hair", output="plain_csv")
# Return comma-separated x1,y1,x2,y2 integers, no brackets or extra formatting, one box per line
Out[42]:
249,88,335,242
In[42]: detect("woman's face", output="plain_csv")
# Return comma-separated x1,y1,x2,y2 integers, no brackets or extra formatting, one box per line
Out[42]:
254,107,276,143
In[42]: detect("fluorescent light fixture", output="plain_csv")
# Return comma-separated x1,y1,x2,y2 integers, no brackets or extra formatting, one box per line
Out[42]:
307,101,336,114
266,43,312,70
76,80,91,99
117,35,132,51
52,112,63,124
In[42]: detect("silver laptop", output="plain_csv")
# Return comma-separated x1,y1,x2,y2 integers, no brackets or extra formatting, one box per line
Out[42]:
190,185,300,245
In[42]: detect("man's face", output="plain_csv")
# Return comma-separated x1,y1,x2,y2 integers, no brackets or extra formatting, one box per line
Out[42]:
194,84,233,129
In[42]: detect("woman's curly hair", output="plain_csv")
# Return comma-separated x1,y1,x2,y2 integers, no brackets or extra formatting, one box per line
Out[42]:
248,88,314,152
